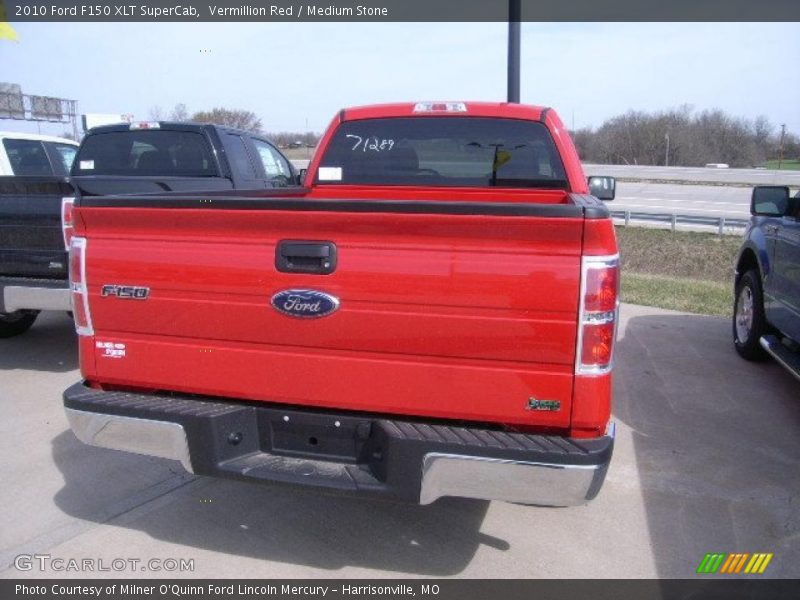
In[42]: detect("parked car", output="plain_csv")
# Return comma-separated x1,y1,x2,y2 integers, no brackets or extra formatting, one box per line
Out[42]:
0,123,297,338
0,132,78,337
733,185,800,380
64,102,619,506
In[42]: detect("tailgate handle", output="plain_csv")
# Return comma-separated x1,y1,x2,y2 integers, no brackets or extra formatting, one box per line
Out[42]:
276,240,337,275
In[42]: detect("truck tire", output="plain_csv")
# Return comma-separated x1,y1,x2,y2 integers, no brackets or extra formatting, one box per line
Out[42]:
733,270,767,361
0,310,39,338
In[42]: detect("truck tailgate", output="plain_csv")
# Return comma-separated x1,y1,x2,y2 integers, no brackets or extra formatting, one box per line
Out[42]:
78,197,585,427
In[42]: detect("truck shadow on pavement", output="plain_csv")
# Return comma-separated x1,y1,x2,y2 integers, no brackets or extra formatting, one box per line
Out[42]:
51,430,508,576
0,312,77,373
613,309,800,578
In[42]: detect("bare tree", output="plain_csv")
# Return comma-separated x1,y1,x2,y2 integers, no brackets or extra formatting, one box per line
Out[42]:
576,106,781,168
171,103,189,122
190,108,262,133
148,105,165,120
148,103,189,122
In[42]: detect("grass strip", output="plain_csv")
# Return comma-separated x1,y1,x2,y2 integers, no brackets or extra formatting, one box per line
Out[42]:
621,272,731,317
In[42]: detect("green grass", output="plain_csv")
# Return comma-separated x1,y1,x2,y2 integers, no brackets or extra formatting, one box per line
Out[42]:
764,159,800,171
616,227,739,316
622,273,731,317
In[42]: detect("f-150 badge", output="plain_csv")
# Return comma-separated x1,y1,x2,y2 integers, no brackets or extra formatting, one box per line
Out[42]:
271,289,339,319
101,285,150,299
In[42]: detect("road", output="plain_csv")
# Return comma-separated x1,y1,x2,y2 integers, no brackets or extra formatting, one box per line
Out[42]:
612,182,752,219
584,164,800,186
1,308,798,579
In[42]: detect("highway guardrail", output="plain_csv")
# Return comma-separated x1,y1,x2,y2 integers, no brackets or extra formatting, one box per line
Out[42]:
610,210,750,235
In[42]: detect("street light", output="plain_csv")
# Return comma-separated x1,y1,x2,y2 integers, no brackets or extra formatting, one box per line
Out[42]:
507,0,521,103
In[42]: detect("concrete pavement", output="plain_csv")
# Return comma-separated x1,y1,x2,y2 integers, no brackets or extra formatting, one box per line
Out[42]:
1,306,798,578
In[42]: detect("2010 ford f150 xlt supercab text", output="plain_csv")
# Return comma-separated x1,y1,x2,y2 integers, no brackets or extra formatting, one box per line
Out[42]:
63,102,619,506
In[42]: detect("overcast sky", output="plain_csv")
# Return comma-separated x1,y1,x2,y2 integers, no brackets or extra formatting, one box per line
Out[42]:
2,21,799,137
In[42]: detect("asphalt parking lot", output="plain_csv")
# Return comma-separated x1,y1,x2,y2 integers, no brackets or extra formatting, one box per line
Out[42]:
1,304,797,579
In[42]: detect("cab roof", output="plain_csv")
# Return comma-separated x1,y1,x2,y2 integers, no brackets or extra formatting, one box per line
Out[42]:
341,102,550,122
0,131,79,145
84,121,258,138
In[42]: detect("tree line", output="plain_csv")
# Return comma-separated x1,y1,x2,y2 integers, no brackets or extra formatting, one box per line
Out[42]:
147,103,797,167
572,105,798,168
148,104,320,148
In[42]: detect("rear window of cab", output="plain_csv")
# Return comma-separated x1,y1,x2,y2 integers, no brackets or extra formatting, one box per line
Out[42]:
316,117,568,188
73,130,217,177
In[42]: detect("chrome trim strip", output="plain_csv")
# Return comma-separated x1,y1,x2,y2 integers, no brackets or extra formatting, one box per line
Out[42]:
575,253,620,376
419,423,614,506
760,337,800,382
69,236,93,336
61,196,75,251
3,285,70,312
65,408,193,473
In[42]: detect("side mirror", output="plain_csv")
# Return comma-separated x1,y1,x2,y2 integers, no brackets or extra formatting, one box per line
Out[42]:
297,168,308,186
588,175,616,201
751,186,790,217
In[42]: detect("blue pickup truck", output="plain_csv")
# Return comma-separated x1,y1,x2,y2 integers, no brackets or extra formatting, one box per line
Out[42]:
733,185,800,380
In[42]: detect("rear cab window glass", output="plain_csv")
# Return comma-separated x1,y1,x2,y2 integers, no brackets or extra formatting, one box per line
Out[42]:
73,130,217,176
45,142,78,176
252,139,293,186
316,117,568,188
3,138,53,176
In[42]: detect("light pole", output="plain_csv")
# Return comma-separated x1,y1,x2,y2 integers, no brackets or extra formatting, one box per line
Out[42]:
507,0,521,103
665,132,670,167
778,124,786,170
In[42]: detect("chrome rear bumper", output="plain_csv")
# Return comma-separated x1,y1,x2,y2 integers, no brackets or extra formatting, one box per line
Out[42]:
1,280,70,312
66,408,194,473
64,382,614,506
420,426,614,506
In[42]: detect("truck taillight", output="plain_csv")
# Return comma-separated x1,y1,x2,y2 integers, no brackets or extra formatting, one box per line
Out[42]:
61,197,75,251
69,237,93,336
576,255,619,375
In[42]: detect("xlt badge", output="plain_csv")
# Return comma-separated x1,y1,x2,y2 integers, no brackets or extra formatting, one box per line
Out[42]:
101,285,150,299
271,289,339,319
526,397,561,411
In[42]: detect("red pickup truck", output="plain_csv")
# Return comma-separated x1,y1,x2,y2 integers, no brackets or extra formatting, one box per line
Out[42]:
64,102,619,506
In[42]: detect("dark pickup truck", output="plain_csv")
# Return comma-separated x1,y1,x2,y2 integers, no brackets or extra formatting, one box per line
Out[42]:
71,121,298,196
1,122,297,337
733,185,800,380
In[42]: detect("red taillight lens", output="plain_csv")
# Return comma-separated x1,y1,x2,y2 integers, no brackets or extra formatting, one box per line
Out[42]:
580,322,615,366
577,255,619,374
584,264,618,312
69,237,93,336
61,197,75,251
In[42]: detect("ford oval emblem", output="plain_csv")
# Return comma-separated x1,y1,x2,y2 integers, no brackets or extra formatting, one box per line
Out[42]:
271,289,340,319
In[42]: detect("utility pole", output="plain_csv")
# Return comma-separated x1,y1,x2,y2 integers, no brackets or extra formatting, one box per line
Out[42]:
665,132,670,167
507,0,521,103
778,124,786,170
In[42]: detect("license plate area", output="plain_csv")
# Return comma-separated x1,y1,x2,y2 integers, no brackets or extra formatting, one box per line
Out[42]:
257,408,371,463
